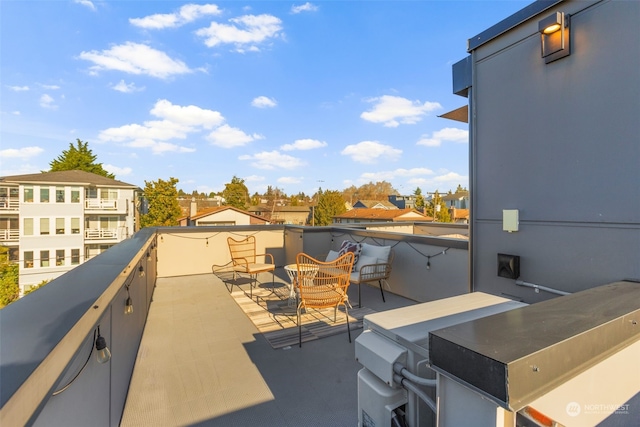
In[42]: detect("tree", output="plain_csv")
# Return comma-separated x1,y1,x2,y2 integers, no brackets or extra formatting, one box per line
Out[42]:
222,176,249,209
425,190,451,222
313,189,346,226
49,139,115,178
0,247,19,308
140,177,182,227
414,187,425,212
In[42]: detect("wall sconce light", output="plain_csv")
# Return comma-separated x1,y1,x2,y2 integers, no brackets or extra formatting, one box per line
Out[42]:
95,327,111,364
538,11,570,64
125,285,134,315
138,265,145,277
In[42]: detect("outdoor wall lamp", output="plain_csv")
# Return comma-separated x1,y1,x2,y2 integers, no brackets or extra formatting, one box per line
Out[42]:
95,326,112,364
538,12,570,63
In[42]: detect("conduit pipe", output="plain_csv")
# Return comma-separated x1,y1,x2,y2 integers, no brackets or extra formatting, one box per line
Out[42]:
393,362,437,387
515,280,571,296
393,374,437,413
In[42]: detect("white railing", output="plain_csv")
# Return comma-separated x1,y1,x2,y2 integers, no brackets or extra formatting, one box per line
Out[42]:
0,229,19,241
85,229,118,239
0,199,19,210
85,199,117,210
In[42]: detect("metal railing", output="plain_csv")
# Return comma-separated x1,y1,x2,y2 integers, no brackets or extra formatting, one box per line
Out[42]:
84,199,117,210
84,228,119,239
0,229,19,241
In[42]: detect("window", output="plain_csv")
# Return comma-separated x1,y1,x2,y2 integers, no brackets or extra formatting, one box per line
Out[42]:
71,217,80,234
40,218,50,235
56,187,65,203
56,218,65,234
24,187,34,203
40,250,50,267
71,188,80,203
100,189,117,200
24,251,34,268
40,188,50,203
71,249,80,265
56,250,65,266
24,218,33,236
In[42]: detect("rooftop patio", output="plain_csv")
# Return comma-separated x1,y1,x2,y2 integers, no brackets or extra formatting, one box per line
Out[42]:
0,224,469,426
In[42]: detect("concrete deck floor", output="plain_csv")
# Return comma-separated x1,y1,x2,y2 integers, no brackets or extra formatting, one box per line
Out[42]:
120,270,416,427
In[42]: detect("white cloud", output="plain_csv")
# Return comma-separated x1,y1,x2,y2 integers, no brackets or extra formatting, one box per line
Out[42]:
79,42,192,79
341,140,401,164
239,151,305,170
244,175,265,182
151,99,224,129
39,94,58,110
251,96,277,108
12,111,20,115
195,14,283,51
280,138,327,151
406,171,469,191
74,0,96,11
104,164,132,176
130,4,222,29
112,80,144,93
8,85,29,91
207,124,263,148
0,146,44,159
98,99,223,154
291,2,318,14
361,95,441,127
417,127,468,147
40,84,60,90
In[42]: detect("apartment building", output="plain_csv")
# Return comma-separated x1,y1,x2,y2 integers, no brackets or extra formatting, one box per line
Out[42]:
0,170,140,293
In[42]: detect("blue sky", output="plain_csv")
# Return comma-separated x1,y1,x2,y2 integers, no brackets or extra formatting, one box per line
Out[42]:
1,0,529,196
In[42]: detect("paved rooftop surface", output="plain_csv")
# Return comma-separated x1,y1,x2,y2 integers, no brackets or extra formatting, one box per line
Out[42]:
120,270,415,426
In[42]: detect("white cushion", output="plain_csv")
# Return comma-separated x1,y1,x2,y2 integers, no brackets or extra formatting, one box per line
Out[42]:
354,255,377,274
325,250,339,262
361,243,391,262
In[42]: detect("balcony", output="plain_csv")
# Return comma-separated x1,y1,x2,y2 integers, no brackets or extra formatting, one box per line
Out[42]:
85,228,120,240
0,224,469,426
0,199,19,210
85,198,120,211
0,229,19,241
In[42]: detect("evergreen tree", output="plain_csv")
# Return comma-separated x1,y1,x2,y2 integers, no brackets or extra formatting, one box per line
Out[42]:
140,177,182,227
222,176,249,209
414,187,425,212
314,189,346,226
0,247,19,308
49,139,115,178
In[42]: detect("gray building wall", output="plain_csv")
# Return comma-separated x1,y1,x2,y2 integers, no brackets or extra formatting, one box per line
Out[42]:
467,0,640,302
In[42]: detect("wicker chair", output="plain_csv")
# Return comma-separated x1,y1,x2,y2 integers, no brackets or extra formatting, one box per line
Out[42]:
227,235,275,299
295,252,355,348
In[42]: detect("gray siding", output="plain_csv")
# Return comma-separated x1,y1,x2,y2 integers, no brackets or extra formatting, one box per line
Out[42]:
470,0,640,302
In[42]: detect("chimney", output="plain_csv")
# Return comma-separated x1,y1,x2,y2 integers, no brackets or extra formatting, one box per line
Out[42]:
190,197,197,221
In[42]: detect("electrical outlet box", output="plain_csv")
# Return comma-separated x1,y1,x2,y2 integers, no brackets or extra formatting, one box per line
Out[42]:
503,209,519,232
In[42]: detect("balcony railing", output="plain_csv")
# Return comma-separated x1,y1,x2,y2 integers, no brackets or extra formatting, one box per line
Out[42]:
0,199,19,210
84,199,117,210
0,229,19,241
84,228,119,239
0,223,470,426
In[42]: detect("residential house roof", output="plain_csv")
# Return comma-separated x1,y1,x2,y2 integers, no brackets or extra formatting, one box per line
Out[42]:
0,170,139,189
442,191,469,201
352,200,398,209
334,208,427,222
179,206,269,224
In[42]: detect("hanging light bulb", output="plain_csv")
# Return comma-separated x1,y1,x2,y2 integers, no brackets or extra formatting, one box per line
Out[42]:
138,265,145,277
125,286,134,315
95,327,111,364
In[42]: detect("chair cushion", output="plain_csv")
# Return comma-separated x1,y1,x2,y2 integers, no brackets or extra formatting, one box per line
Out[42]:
325,250,340,262
361,243,391,262
354,255,377,275
338,240,362,271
